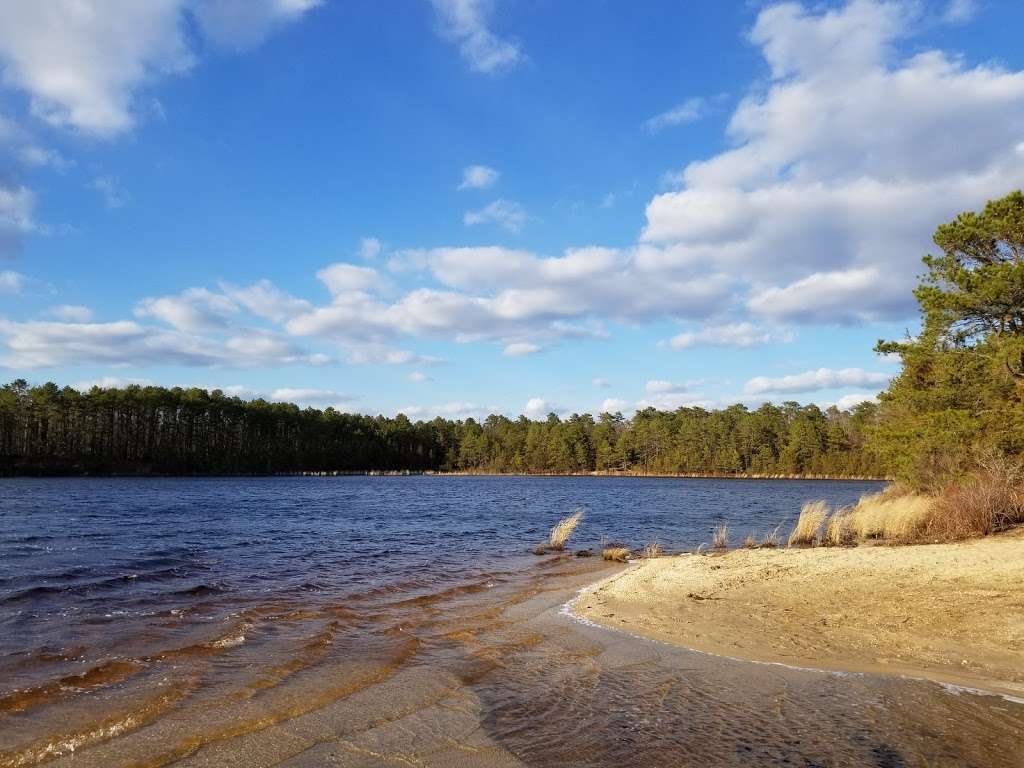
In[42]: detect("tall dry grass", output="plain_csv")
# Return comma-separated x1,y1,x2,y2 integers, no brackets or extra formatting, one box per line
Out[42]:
641,540,663,558
712,523,729,549
549,509,584,551
787,501,828,547
760,526,781,548
846,489,931,542
822,506,855,547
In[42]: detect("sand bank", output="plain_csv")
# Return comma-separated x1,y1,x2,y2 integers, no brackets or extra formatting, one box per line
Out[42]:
576,530,1024,698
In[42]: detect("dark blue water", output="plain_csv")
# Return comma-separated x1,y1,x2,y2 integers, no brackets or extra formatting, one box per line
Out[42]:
6,476,1021,768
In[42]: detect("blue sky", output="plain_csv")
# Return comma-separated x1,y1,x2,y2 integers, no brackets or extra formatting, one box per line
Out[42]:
1,0,1023,419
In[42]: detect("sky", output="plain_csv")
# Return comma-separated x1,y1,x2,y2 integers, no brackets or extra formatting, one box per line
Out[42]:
1,0,1023,420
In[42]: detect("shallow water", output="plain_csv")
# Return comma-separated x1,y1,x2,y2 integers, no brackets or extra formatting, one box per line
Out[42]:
1,476,1021,766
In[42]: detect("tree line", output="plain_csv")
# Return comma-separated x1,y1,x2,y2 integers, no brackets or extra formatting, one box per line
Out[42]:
0,380,883,476
4,191,1022,483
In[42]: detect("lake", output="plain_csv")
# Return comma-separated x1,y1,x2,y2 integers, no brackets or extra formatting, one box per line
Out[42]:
1,476,1022,767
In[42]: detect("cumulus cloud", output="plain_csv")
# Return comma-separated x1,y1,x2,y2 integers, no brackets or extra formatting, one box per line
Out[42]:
833,392,879,410
49,305,94,322
458,164,500,190
641,0,1024,324
358,237,382,260
0,317,328,369
503,341,539,357
745,367,891,395
429,0,524,74
600,397,630,414
135,287,238,332
463,199,526,232
942,0,978,24
220,279,312,323
644,97,706,133
0,1,317,137
343,343,444,366
269,386,357,409
665,322,791,350
0,184,37,254
0,270,24,293
523,397,557,419
397,401,490,420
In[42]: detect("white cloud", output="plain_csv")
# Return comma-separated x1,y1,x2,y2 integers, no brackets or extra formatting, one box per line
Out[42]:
90,175,128,208
0,1,317,137
358,237,382,260
745,367,891,395
833,392,879,410
190,0,321,49
49,305,94,322
0,318,327,369
665,322,791,350
463,199,526,232
135,287,238,332
0,270,24,293
640,0,1024,324
503,341,539,357
592,377,610,389
0,184,37,254
523,397,557,419
344,343,444,366
317,262,388,295
644,379,679,394
429,0,524,74
644,97,706,133
408,371,430,382
221,279,312,323
269,387,357,409
458,164,500,190
72,376,153,391
397,401,490,420
600,397,630,414
943,0,978,24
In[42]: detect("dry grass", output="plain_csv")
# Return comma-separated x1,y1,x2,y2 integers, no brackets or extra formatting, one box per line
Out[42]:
641,540,664,558
760,526,781,548
743,532,757,549
822,506,855,547
788,501,828,547
549,509,584,551
846,489,931,542
712,522,729,550
602,545,631,563
532,542,548,555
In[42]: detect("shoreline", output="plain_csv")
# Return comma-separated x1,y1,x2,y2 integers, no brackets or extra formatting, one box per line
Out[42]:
0,469,890,481
572,531,1024,700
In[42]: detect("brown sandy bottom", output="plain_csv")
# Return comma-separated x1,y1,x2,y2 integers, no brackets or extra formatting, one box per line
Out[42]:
3,554,1024,768
577,530,1024,701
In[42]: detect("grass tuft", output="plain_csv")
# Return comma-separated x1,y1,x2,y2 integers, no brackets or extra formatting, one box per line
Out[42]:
602,545,631,563
641,540,663,558
788,501,828,547
822,506,855,547
532,542,548,555
760,526,781,548
549,509,584,551
743,532,757,549
847,489,930,542
712,522,729,550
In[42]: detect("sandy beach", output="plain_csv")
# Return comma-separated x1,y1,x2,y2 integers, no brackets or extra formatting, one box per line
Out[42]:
576,530,1024,698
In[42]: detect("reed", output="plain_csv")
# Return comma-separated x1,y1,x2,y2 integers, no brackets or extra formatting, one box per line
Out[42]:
712,522,729,550
641,540,663,558
743,532,757,549
602,545,631,563
788,501,828,547
760,526,781,548
549,509,584,551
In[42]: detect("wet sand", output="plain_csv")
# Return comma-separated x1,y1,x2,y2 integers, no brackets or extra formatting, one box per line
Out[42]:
576,529,1024,699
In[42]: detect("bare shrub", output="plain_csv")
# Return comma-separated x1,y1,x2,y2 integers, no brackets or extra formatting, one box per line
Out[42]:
924,455,1024,540
549,509,584,551
712,523,729,550
788,501,828,547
